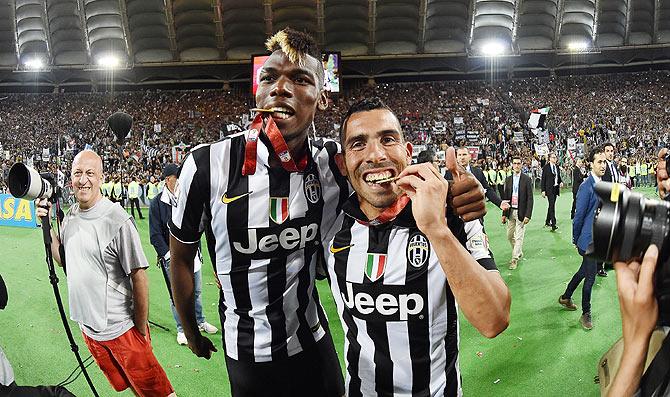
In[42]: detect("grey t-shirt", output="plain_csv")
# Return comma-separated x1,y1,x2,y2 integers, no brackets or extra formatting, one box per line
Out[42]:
62,198,149,341
0,346,14,386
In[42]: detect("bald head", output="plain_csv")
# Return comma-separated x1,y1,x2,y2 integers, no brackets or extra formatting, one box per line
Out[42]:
71,149,103,209
72,150,103,174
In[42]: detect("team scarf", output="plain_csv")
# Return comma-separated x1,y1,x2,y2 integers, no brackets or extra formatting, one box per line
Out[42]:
242,113,308,176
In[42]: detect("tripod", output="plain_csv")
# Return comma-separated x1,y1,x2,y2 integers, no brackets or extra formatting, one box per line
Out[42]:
40,199,99,397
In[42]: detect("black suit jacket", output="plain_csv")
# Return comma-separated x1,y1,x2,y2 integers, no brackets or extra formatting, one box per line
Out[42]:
572,167,586,196
149,194,172,258
445,166,502,208
502,173,534,221
541,163,562,196
602,160,618,183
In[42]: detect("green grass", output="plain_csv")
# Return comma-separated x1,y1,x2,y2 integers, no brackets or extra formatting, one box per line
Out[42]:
0,188,659,396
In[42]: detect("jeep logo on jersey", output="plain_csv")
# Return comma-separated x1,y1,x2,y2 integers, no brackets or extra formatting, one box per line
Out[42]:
269,197,289,224
303,173,321,204
341,282,424,321
407,234,430,268
232,222,318,258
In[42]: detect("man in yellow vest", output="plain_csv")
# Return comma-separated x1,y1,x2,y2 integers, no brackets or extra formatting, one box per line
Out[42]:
146,175,160,201
111,175,124,207
640,161,649,187
127,176,144,219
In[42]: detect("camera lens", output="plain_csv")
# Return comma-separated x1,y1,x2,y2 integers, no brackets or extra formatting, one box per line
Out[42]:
591,182,670,263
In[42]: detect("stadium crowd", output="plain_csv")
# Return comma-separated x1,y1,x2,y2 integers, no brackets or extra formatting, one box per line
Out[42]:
1,71,668,197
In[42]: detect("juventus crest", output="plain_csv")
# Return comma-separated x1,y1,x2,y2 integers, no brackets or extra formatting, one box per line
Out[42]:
407,233,430,268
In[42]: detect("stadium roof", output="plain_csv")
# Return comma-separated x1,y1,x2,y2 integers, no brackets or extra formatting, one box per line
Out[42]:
0,0,669,88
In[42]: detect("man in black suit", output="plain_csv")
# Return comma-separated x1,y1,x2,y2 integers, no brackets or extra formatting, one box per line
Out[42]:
149,164,218,345
602,142,619,183
541,152,563,231
571,157,587,219
502,155,534,269
451,147,510,223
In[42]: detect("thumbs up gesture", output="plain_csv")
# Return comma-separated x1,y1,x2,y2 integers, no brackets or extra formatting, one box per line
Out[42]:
444,147,486,222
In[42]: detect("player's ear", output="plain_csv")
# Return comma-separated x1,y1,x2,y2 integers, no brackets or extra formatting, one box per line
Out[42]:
317,91,328,111
334,153,347,176
405,142,413,166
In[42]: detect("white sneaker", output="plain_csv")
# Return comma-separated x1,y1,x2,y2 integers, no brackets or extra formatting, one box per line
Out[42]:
176,332,187,345
198,322,218,334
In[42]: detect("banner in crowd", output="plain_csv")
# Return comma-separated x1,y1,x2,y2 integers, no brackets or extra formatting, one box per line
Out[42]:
432,121,446,134
466,131,479,142
454,117,464,125
467,146,480,160
534,143,549,156
513,131,524,142
172,142,190,164
455,130,466,141
42,148,49,162
568,138,577,150
616,117,621,125
0,195,37,228
528,107,549,129
154,123,161,133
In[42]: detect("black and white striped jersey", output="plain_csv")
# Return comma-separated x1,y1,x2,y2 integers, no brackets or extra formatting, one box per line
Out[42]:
169,130,349,362
324,195,498,396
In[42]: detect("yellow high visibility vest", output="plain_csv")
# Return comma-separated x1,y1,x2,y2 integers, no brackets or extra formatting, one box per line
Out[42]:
147,183,159,200
112,182,122,199
487,169,497,185
640,164,648,176
128,181,140,199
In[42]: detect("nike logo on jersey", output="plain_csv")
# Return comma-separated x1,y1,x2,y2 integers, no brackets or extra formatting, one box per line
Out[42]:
330,244,354,254
221,191,252,204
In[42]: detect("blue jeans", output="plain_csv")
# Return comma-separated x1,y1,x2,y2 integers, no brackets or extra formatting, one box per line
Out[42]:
165,259,205,332
563,249,597,315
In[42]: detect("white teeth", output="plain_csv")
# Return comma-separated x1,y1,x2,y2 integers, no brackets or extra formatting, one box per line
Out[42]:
273,112,291,119
364,171,392,183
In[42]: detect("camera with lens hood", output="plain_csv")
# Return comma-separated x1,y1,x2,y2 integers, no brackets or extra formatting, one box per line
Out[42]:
6,162,60,202
590,182,670,325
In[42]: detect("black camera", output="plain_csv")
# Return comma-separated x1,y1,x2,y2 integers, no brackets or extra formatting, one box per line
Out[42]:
590,182,670,325
7,163,59,202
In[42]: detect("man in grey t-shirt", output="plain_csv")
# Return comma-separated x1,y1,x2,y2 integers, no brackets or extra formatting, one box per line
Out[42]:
38,150,175,397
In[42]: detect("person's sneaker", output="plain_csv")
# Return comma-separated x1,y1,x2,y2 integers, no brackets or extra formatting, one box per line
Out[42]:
508,259,518,270
580,312,593,330
199,322,219,334
558,295,577,311
177,332,187,345
597,269,608,277
551,225,558,232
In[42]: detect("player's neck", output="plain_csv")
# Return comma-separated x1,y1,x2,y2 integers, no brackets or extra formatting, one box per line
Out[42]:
359,200,384,220
268,132,308,168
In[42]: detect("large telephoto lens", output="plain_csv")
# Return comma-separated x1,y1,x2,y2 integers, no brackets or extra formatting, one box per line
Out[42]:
591,182,670,263
591,182,670,325
7,163,53,200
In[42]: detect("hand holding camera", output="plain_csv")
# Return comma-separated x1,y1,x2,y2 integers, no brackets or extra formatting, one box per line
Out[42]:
614,245,659,349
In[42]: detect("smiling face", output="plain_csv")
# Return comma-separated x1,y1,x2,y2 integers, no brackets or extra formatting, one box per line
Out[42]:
255,51,327,144
71,150,103,210
336,108,412,219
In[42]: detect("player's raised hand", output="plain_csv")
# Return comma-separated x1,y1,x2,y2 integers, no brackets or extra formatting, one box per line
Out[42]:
444,147,486,221
396,163,449,235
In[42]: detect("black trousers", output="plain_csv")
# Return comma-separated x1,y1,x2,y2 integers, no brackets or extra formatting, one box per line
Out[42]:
546,191,557,227
0,382,75,396
224,332,345,397
563,249,599,315
129,197,143,219
571,192,577,219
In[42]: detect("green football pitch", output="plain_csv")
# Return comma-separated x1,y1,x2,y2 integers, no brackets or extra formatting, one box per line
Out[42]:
0,188,658,396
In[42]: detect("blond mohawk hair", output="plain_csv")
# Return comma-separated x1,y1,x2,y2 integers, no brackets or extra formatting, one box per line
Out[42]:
265,27,321,68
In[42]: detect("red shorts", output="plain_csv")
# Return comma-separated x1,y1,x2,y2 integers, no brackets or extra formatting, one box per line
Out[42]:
82,326,174,397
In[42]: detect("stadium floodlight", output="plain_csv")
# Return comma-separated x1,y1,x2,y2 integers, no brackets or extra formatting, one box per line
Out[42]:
480,40,506,57
96,54,120,68
567,41,589,51
24,58,44,70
